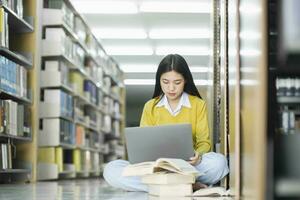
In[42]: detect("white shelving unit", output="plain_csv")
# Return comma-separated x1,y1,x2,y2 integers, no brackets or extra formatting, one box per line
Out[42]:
37,0,125,180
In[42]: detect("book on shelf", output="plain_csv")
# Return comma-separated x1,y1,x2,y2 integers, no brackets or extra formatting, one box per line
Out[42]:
41,89,73,118
15,0,24,18
74,43,84,67
38,147,56,164
1,0,24,18
122,158,200,177
91,152,100,172
63,163,75,172
141,171,196,185
103,115,111,133
63,149,73,171
7,141,12,168
69,71,84,96
0,56,28,98
73,149,81,172
0,7,8,48
55,147,63,172
84,131,90,148
39,118,73,146
0,99,25,136
81,150,91,172
112,121,120,137
19,66,27,98
59,118,75,145
0,100,3,133
74,16,86,44
0,143,8,169
88,130,98,145
75,125,85,146
0,143,12,169
84,57,99,81
84,80,97,104
17,104,24,136
23,105,31,137
61,1,74,30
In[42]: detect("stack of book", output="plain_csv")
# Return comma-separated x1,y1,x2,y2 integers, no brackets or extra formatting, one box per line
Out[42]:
122,158,198,197
122,158,231,198
142,172,195,197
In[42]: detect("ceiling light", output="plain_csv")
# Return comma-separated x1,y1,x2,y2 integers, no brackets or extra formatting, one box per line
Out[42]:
92,28,147,39
121,65,209,73
124,79,155,85
155,46,210,56
149,28,210,39
124,79,209,85
71,1,138,14
105,46,153,55
121,64,157,73
139,2,211,13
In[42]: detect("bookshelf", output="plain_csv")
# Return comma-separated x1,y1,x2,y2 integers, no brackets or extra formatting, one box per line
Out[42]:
0,0,40,183
37,0,125,180
267,0,300,199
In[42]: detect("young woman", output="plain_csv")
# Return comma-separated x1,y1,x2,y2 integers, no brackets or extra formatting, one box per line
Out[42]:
103,54,229,192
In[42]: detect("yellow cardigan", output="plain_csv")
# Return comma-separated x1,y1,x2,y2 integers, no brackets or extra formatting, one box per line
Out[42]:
140,94,211,154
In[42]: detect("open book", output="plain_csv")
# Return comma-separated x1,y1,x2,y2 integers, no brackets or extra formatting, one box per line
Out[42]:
191,187,231,197
122,158,200,177
141,171,196,184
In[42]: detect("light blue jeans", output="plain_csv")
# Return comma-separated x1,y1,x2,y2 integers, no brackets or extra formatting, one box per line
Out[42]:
103,152,229,192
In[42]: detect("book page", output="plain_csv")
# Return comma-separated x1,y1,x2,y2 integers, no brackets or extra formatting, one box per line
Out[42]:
122,161,156,176
156,158,199,175
128,161,155,167
191,187,230,197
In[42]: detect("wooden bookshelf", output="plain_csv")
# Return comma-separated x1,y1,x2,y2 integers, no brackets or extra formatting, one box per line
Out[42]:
0,0,41,183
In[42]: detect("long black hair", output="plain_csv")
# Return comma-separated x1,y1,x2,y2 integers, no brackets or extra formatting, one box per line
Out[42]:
152,54,202,99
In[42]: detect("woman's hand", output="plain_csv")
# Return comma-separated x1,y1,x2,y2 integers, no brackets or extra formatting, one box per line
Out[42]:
188,151,202,166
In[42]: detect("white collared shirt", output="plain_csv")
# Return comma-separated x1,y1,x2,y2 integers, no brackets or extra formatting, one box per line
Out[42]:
156,92,191,116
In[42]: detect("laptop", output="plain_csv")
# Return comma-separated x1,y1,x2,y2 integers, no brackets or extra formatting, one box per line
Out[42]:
124,124,194,164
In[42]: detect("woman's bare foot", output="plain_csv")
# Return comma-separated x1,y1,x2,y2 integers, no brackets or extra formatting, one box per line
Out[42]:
192,182,208,191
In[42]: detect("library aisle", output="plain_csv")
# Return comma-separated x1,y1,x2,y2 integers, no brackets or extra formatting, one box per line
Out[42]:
0,179,147,200
0,179,234,200
2,0,300,199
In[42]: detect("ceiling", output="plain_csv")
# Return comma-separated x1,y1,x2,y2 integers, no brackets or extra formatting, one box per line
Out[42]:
70,0,212,106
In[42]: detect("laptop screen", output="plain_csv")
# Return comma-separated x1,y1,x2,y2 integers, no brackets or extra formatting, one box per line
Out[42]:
124,124,194,164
